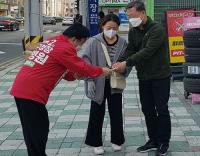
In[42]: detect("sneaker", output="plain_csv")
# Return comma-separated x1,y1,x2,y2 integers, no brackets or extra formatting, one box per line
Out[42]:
94,146,104,155
156,143,169,156
137,140,157,153
112,143,122,151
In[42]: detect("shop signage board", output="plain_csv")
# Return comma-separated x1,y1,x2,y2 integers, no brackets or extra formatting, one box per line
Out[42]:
99,0,130,6
0,4,8,10
184,16,200,30
88,0,99,36
118,10,129,31
166,9,195,64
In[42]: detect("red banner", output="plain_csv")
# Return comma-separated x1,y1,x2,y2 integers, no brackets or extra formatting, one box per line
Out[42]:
166,9,195,63
166,9,195,37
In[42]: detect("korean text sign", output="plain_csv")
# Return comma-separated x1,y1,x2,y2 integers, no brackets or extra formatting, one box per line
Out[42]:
88,0,99,36
166,9,195,64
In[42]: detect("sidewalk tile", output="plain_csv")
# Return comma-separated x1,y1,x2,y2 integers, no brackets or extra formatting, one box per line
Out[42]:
170,141,191,152
1,65,200,156
12,149,28,156
0,140,23,150
171,152,195,156
0,150,15,156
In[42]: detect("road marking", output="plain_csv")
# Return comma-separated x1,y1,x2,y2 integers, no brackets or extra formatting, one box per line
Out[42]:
18,29,24,32
0,43,21,45
0,51,5,54
55,31,62,34
0,56,23,72
44,30,63,34
18,29,63,33
45,30,53,33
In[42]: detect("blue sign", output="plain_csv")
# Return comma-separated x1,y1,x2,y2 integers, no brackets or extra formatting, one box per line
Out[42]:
118,11,129,24
88,0,99,36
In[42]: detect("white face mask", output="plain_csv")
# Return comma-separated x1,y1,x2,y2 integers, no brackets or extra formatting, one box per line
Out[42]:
129,17,142,27
103,29,117,39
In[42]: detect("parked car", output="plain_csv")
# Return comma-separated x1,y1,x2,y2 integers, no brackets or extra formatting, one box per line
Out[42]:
15,16,24,24
62,17,74,26
0,16,20,31
43,16,56,25
54,16,63,23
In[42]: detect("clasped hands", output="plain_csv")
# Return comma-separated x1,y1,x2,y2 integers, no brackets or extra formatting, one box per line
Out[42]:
74,61,127,80
112,61,127,73
98,61,127,77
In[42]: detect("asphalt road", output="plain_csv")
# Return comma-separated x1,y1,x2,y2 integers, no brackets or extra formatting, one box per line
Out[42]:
0,23,68,70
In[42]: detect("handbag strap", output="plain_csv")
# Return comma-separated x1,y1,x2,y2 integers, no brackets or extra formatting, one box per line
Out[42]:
100,42,112,67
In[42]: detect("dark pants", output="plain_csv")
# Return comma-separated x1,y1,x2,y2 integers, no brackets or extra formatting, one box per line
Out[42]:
139,77,171,144
85,80,125,147
14,97,49,156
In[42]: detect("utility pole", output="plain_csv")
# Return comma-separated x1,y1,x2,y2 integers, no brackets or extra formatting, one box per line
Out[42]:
54,0,56,16
80,0,87,26
76,0,80,14
7,0,11,15
23,0,43,58
46,0,48,15
17,0,20,17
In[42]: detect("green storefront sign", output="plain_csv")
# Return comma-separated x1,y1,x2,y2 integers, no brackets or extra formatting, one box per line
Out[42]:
99,0,130,7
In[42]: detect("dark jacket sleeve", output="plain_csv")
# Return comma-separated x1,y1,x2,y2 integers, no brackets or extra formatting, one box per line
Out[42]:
126,25,165,66
118,29,137,62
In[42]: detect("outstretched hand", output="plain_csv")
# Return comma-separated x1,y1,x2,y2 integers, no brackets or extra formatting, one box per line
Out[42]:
112,61,127,73
101,67,113,76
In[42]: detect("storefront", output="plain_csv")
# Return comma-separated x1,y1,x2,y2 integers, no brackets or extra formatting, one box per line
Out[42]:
99,0,131,31
99,0,130,14
0,3,8,16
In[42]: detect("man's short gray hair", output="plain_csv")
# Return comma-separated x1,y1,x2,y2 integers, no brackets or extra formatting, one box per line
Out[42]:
126,0,146,12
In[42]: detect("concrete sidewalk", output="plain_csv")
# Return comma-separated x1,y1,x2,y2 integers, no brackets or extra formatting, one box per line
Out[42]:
1,63,200,156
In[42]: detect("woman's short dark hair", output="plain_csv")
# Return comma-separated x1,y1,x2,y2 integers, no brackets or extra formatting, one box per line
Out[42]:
101,13,120,27
63,23,90,39
126,0,146,12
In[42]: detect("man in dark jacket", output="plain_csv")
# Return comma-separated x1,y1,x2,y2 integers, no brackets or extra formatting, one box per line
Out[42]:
113,1,171,156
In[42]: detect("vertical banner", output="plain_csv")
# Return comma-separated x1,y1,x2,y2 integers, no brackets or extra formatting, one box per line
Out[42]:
166,9,195,64
88,0,99,36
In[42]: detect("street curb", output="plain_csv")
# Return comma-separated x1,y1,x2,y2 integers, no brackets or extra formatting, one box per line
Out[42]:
0,60,24,77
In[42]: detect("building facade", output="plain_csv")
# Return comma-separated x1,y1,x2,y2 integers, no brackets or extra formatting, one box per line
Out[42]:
65,0,76,17
42,0,76,17
0,1,9,16
0,0,24,16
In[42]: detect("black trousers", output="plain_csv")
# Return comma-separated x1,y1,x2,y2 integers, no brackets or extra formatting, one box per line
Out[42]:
139,77,171,144
14,97,49,156
85,80,125,147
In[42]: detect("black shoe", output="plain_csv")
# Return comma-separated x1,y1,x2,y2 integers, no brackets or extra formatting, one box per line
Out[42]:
137,140,157,153
156,143,169,156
